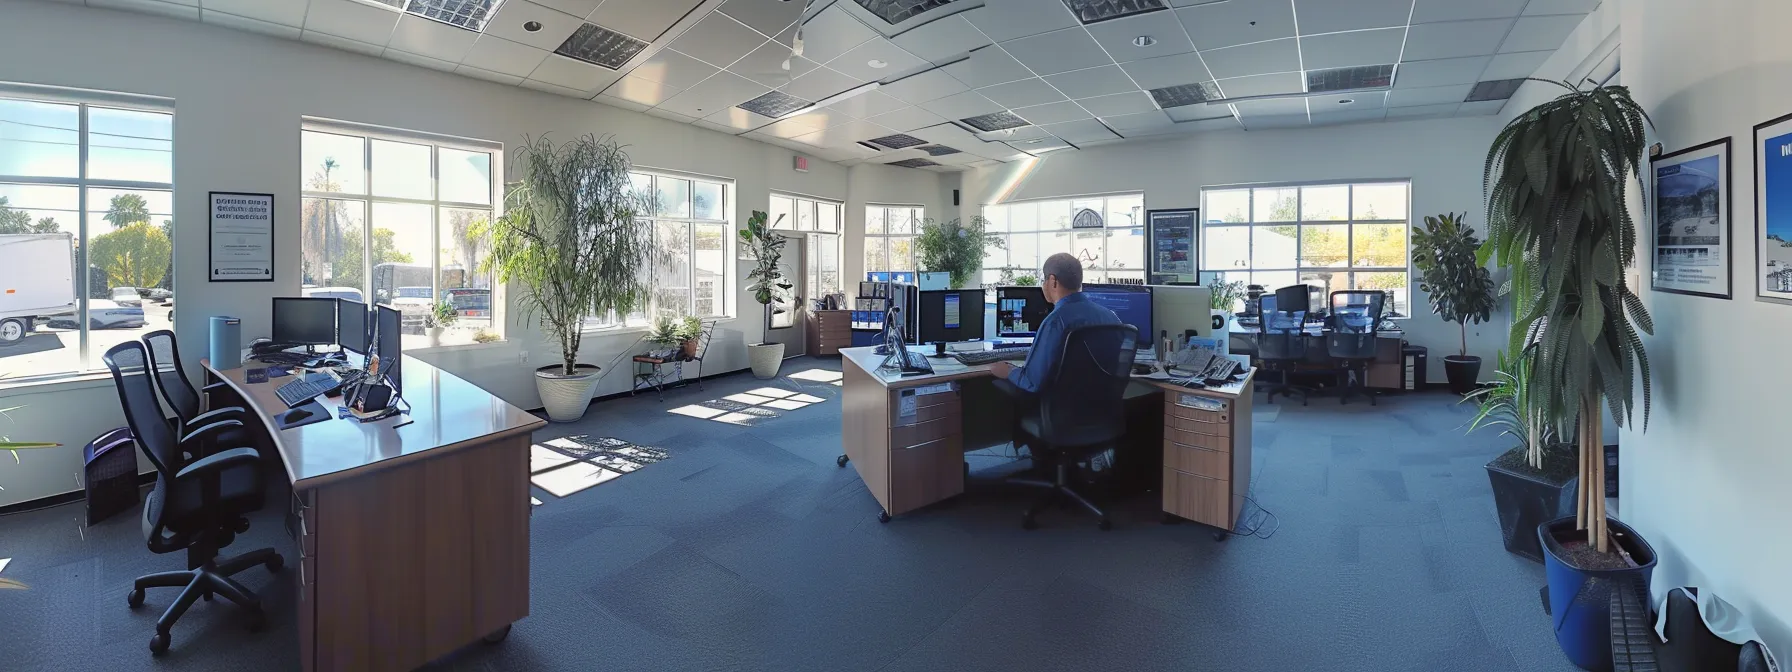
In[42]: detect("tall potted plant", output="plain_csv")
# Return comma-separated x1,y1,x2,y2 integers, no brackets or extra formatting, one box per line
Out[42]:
740,210,791,379
1410,212,1497,394
1467,347,1576,562
482,135,652,422
914,216,1003,288
1485,82,1656,671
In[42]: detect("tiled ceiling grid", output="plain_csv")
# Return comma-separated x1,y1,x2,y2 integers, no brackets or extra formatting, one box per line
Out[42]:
58,0,1600,171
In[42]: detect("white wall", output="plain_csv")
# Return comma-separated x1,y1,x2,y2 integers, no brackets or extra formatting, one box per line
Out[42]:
0,0,949,507
1613,0,1792,655
956,114,1509,382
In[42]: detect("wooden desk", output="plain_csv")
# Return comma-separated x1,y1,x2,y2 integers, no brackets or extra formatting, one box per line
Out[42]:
838,346,1255,533
203,356,544,672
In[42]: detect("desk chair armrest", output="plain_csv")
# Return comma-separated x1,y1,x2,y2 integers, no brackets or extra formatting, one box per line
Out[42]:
201,381,231,393
174,446,260,480
179,419,245,445
187,406,245,427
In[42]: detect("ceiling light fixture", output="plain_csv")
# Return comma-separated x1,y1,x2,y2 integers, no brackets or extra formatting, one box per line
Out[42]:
1133,36,1155,47
868,59,888,69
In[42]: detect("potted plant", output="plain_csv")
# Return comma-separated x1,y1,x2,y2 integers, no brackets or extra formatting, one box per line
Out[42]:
1209,279,1246,330
1466,347,1576,563
1485,81,1656,671
739,210,791,379
1013,274,1037,286
423,300,457,347
482,134,652,422
1410,212,1497,394
914,216,1003,288
646,316,702,360
677,316,702,359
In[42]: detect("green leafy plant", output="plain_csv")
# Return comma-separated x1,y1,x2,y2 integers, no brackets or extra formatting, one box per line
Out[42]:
739,210,792,337
1,375,60,493
1411,212,1497,357
678,316,702,343
1465,348,1558,470
1209,280,1247,312
914,216,1004,288
424,301,458,329
1483,82,1654,552
480,134,652,376
472,329,501,344
1013,274,1037,286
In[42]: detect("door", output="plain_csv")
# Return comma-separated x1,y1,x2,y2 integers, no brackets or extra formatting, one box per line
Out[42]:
764,232,805,358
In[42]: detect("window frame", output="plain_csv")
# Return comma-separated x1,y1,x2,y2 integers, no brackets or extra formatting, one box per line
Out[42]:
1199,180,1412,316
979,192,1147,287
772,192,844,304
582,168,735,332
864,203,924,275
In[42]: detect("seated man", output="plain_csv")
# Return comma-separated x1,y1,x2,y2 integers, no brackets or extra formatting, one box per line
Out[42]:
989,253,1120,392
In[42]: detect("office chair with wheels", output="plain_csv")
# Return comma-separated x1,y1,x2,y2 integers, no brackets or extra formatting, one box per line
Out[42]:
1008,323,1138,531
103,341,283,656
1257,308,1313,405
1326,291,1387,405
143,330,248,455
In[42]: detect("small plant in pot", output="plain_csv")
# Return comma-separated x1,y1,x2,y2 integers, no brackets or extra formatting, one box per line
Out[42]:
740,210,792,379
481,134,652,422
1209,279,1246,330
1410,211,1496,394
914,216,1003,288
423,300,457,347
647,316,702,360
1466,347,1577,563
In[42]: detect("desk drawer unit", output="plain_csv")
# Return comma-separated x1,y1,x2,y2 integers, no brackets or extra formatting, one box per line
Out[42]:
809,311,853,356
1164,441,1230,479
1158,386,1251,531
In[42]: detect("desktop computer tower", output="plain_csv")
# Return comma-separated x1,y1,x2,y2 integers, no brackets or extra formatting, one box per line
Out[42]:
888,282,919,342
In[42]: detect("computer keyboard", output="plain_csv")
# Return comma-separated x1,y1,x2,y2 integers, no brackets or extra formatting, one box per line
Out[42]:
991,341,1030,350
252,351,310,366
953,349,1029,366
275,374,335,409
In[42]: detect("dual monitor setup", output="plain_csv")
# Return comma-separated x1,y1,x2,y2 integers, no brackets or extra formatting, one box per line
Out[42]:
269,296,402,394
916,284,1205,350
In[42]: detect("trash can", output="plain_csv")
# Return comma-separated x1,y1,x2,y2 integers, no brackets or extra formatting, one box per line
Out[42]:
83,427,138,525
1403,344,1428,392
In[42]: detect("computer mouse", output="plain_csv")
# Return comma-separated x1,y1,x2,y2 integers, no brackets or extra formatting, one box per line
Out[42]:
286,408,313,422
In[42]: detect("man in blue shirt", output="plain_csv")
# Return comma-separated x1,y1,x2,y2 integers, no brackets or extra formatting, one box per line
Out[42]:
990,253,1120,391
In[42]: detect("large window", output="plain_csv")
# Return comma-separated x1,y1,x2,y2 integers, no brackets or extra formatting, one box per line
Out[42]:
981,193,1145,285
864,204,922,275
770,193,843,305
0,86,172,381
585,171,733,329
1200,182,1411,314
301,122,499,348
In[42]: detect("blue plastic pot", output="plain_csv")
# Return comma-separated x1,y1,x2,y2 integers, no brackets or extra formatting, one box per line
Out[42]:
1539,516,1656,671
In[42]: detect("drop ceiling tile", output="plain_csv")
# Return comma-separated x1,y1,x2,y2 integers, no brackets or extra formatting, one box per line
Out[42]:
303,0,401,46
1310,107,1388,125
202,0,307,26
890,14,990,64
301,30,386,57
1310,90,1387,109
705,106,779,131
781,66,864,103
977,78,1066,109
633,48,721,89
1042,65,1139,100
532,0,601,19
1012,138,1072,155
1119,52,1214,90
965,0,1079,42
1102,109,1174,131
1241,113,1310,129
1233,98,1308,117
519,78,589,97
387,15,478,63
793,119,899,147
718,0,804,39
1298,27,1404,70
1042,118,1119,144
1000,28,1114,76
1524,0,1599,15
1011,100,1090,125
910,123,984,146
201,9,302,39
1393,56,1491,88
1402,19,1514,60
608,74,687,106
1212,71,1304,98
825,90,907,118
1199,37,1300,79
1412,0,1528,23
1083,11,1195,64
918,90,1005,121
385,49,458,73
881,67,971,104
1500,14,1584,53
831,38,931,82
530,54,625,93
1482,53,1551,86
462,35,551,77
1076,90,1156,117
944,46,1036,88
646,108,699,124
458,65,528,86
657,71,769,118
595,93,653,112
799,4,878,65
1386,83,1472,106
759,116,831,139
1164,103,1233,122
589,0,700,42
1292,0,1413,34
88,0,198,20
669,12,765,68
486,1,583,52
1386,102,1461,117
1177,0,1295,50
866,106,949,132
732,45,818,87
1458,99,1506,115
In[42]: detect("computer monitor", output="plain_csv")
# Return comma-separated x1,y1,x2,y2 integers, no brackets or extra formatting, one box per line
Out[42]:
1150,284,1212,341
371,304,402,395
996,286,1051,339
272,297,337,346
917,289,986,344
1081,283,1153,348
1307,285,1327,318
336,299,369,354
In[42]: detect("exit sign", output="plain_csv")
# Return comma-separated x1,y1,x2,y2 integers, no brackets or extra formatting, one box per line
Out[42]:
794,155,808,173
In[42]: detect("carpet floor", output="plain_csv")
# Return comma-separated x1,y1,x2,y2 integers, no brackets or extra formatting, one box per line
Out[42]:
0,357,1579,671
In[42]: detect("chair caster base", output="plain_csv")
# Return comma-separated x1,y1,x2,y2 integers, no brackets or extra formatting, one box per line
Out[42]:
128,589,146,608
149,632,170,655
877,510,890,524
483,624,512,644
836,455,849,468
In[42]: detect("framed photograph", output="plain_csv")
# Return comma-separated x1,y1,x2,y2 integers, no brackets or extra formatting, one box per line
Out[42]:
1651,138,1732,299
1755,113,1792,303
208,191,273,282
1147,208,1198,277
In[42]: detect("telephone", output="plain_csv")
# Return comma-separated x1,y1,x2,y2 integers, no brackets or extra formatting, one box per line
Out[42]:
1201,358,1241,384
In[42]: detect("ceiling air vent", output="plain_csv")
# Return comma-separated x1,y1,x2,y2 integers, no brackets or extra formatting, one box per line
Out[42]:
556,23,649,70
1307,64,1395,93
888,158,942,168
868,133,929,150
854,0,963,25
1148,81,1220,109
404,0,505,32
959,110,1031,132
738,90,813,118
1465,78,1525,102
918,145,961,156
1061,0,1167,24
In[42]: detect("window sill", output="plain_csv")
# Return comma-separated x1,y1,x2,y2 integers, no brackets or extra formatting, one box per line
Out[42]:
0,370,116,395
405,339,510,355
579,315,738,337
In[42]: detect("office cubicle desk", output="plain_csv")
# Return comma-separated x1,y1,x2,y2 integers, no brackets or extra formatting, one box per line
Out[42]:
202,356,544,672
838,346,1255,533
1227,322,1405,389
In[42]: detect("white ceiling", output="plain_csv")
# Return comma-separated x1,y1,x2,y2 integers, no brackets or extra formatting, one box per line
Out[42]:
60,0,1600,172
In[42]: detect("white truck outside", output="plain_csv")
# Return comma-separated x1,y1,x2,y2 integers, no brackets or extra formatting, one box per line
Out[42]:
0,233,77,346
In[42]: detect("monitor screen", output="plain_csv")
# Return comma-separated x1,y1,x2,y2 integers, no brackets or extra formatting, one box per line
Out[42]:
996,286,1050,338
373,304,402,395
272,297,337,345
337,299,369,354
917,289,985,344
1082,284,1153,347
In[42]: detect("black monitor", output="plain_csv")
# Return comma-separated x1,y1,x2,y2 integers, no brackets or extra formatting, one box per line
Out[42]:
371,304,402,395
917,289,985,344
1081,283,1153,349
996,286,1050,339
336,299,369,354
272,297,337,346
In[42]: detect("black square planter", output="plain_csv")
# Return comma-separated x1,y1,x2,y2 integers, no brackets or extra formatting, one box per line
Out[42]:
1485,459,1577,563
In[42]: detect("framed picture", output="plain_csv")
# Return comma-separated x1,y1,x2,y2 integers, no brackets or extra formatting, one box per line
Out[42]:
1651,138,1732,299
208,192,274,282
1755,113,1792,303
1146,208,1198,277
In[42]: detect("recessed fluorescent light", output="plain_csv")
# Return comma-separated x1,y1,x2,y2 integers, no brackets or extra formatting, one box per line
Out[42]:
404,0,506,32
854,0,964,25
555,23,649,69
739,90,814,118
1133,36,1156,47
1062,0,1167,24
868,59,888,69
888,158,942,168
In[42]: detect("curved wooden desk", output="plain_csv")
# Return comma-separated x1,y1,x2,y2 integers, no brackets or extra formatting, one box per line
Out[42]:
204,356,544,672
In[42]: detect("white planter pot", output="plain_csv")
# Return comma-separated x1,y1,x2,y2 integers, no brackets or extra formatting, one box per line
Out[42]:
427,326,444,347
747,342,785,379
535,364,601,422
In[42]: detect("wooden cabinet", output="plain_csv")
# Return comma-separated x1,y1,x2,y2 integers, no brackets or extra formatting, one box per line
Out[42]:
1155,380,1253,531
808,310,852,356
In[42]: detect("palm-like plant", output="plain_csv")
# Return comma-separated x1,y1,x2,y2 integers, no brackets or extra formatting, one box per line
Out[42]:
1465,348,1557,470
1,374,60,494
1484,82,1654,552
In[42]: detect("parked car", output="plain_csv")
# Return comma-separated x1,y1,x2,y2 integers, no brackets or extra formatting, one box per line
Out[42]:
110,287,144,307
47,299,145,330
302,286,365,303
392,286,433,333
143,287,173,302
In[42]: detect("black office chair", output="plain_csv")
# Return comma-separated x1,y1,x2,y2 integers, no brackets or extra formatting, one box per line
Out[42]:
1258,307,1313,405
143,330,248,454
1326,291,1387,405
1009,323,1138,531
103,342,283,655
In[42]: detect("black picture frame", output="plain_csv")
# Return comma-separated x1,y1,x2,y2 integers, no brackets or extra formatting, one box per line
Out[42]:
1753,111,1792,304
1146,207,1199,277
1650,137,1733,300
208,191,274,283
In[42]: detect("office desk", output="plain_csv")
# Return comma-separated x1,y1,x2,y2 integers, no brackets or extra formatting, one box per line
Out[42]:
203,356,544,672
839,346,1255,533
1227,323,1405,389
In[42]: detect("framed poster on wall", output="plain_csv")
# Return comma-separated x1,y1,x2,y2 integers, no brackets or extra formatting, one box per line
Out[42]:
208,191,273,282
1651,138,1732,299
1147,208,1198,280
1756,113,1792,303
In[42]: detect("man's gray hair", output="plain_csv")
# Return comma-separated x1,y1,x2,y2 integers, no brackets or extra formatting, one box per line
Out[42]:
1042,252,1083,291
